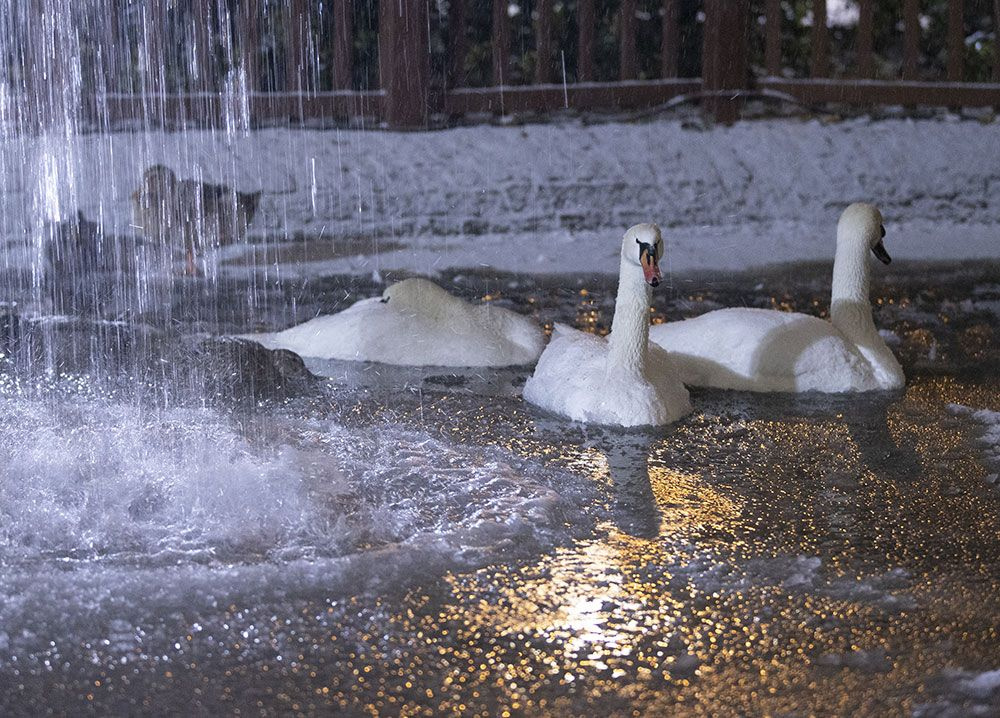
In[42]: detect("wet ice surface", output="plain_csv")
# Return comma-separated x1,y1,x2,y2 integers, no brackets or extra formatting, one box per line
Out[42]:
2,262,1000,716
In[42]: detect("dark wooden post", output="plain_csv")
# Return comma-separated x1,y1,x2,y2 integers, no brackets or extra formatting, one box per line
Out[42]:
857,0,874,78
103,2,124,96
702,0,748,123
995,0,1000,81
492,0,510,84
285,0,308,92
535,0,553,83
192,0,213,92
620,0,638,80
764,0,781,76
661,0,679,78
379,0,430,127
332,0,353,89
239,0,261,92
140,0,168,121
902,0,920,79
26,0,53,128
83,0,116,125
447,0,467,88
811,0,829,77
578,0,595,81
946,0,964,81
144,0,168,92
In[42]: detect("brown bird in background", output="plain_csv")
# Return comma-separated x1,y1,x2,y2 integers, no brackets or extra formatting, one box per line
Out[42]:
131,164,261,275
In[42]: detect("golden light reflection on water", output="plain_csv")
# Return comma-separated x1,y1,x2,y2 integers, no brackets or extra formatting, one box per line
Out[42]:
268,281,1000,716
391,373,1000,717
433,450,751,707
647,465,742,538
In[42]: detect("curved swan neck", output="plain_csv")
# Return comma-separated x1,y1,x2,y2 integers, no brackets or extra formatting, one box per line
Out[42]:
831,237,871,307
608,255,651,374
830,232,892,369
830,229,878,338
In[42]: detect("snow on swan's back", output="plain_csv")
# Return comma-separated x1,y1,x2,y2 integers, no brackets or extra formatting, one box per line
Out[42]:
248,277,545,367
649,203,905,393
523,223,691,427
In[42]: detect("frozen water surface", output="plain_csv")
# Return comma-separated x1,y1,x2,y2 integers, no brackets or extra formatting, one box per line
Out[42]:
0,261,998,716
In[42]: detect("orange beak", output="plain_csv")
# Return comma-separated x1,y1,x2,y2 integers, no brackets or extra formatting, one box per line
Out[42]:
640,246,661,287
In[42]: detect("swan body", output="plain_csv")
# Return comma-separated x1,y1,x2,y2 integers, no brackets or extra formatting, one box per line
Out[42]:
523,224,692,427
649,203,904,393
247,278,545,367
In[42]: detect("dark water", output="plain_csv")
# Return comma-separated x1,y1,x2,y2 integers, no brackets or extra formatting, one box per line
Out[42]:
1,261,999,717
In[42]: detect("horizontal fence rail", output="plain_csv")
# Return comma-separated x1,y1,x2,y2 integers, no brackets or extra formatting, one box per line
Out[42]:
20,0,1000,129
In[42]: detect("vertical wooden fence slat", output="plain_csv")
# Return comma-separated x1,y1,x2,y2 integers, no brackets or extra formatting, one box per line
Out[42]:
857,0,874,78
811,0,829,77
578,0,595,81
26,0,47,127
106,2,123,94
142,0,168,97
764,0,781,76
492,0,510,85
903,0,920,79
192,0,212,92
239,0,260,92
946,0,964,81
995,0,1000,81
447,0,467,88
379,0,430,127
285,0,308,92
702,0,748,123
535,0,553,84
620,0,638,80
661,0,679,78
332,0,353,90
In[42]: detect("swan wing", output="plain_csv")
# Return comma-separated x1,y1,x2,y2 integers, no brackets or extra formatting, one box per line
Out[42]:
523,326,610,421
650,308,878,392
249,295,544,368
471,303,547,366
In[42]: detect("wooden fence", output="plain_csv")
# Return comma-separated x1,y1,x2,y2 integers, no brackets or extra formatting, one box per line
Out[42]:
87,0,1000,128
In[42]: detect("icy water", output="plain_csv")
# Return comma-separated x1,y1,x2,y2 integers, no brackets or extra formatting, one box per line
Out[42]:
1,261,999,717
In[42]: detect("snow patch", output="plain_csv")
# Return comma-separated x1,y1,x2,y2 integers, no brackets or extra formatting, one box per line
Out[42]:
3,117,999,279
948,404,1000,468
915,667,1000,717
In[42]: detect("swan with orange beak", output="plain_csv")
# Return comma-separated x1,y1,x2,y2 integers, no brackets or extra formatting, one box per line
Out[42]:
523,223,691,427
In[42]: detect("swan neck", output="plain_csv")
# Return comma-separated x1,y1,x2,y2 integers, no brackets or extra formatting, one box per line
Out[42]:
830,239,873,336
608,259,650,374
831,239,871,304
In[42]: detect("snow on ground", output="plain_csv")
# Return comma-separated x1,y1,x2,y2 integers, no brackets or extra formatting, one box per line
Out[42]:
915,667,1000,716
2,116,998,278
949,404,1000,486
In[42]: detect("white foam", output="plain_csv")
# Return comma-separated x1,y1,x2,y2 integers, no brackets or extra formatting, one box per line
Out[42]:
0,395,593,636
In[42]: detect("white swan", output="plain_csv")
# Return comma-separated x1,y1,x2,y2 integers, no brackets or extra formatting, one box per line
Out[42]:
649,203,905,393
247,277,545,367
523,223,692,427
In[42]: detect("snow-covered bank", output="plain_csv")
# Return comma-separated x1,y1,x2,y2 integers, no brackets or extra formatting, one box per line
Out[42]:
3,116,999,277
950,404,1000,484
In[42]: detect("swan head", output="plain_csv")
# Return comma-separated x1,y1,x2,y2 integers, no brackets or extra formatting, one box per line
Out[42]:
838,202,890,265
622,223,664,287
